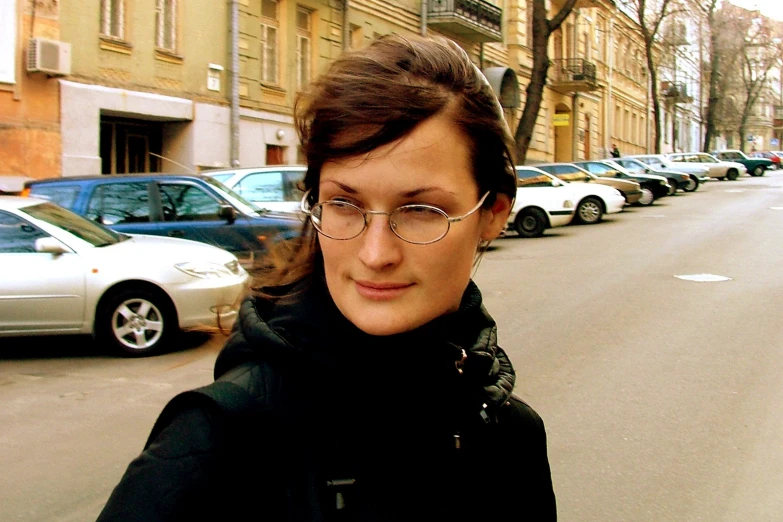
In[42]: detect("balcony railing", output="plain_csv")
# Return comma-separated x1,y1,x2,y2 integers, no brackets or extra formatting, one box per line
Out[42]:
661,82,693,104
427,0,503,43
549,59,598,94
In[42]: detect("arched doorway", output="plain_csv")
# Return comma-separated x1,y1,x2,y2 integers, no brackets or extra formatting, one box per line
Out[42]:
554,103,572,162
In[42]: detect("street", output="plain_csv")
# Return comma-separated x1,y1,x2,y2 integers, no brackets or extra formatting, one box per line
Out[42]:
2,173,783,521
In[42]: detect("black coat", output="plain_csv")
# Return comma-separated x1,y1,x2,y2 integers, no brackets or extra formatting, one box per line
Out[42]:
97,278,557,521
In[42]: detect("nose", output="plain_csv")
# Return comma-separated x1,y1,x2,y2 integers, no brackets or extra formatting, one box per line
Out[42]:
356,212,403,270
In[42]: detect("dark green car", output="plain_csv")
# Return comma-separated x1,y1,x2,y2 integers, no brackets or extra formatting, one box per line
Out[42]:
710,150,773,177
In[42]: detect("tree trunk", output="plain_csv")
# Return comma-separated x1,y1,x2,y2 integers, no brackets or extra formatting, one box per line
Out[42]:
645,45,662,153
702,4,720,152
513,0,578,164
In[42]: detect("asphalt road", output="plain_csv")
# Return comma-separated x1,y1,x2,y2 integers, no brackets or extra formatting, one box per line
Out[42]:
2,172,783,521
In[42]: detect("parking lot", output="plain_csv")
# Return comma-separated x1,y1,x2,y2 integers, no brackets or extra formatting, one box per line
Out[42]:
3,173,783,521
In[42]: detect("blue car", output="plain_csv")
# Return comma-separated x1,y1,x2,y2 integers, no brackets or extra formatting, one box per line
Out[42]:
23,174,303,267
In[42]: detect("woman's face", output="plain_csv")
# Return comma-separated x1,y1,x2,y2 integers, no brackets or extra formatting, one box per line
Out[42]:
318,113,510,336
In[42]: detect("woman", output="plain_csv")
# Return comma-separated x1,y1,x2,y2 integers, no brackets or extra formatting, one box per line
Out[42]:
97,34,556,521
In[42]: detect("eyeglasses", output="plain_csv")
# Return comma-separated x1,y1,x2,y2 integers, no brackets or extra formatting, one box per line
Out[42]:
300,190,490,245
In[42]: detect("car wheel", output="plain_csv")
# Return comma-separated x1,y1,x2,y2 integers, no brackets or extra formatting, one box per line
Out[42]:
752,166,765,177
97,288,177,356
684,176,699,192
514,208,547,238
636,186,655,206
727,169,739,181
666,181,677,196
576,197,604,225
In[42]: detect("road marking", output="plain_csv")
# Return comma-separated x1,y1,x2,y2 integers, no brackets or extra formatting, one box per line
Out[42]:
640,214,665,218
770,207,783,210
724,189,745,193
675,273,732,282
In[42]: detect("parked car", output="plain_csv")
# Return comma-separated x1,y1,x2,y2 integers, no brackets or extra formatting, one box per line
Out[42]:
504,170,576,238
204,165,307,212
608,157,692,194
23,174,303,268
710,149,773,177
516,166,625,226
534,162,644,205
749,151,780,170
665,152,745,181
624,154,712,186
0,196,249,356
573,160,670,205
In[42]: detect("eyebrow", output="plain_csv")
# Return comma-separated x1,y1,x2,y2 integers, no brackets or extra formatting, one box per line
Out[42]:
321,180,457,198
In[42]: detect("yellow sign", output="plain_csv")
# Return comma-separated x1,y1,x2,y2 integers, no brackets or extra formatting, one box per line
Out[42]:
553,113,570,126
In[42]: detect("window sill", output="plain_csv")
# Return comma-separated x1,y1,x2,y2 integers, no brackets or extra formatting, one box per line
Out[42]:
260,83,286,94
99,36,133,55
155,49,184,65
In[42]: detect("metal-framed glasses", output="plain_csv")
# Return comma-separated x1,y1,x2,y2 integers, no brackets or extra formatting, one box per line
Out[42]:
300,190,490,245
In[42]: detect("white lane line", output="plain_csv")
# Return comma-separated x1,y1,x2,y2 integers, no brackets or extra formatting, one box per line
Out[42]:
674,274,732,282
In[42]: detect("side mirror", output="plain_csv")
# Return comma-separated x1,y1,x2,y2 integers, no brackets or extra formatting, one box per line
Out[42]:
218,205,238,223
35,237,70,255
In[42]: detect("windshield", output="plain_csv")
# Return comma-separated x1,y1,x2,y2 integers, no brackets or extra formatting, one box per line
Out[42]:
22,202,123,247
203,177,265,215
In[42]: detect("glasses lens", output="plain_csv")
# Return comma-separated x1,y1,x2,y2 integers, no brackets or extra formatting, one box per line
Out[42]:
391,206,449,244
312,201,365,240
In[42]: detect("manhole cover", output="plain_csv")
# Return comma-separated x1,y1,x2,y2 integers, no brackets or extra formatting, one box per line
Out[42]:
674,273,732,282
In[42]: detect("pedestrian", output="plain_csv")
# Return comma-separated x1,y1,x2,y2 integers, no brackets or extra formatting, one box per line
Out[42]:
611,144,621,158
96,34,557,522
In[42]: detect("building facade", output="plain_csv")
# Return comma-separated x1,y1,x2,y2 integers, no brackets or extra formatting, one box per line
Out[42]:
1,0,664,186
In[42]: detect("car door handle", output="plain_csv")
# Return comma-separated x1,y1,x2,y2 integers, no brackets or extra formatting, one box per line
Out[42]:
168,230,185,237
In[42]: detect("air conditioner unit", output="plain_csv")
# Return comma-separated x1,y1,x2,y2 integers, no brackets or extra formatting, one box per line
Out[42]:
27,38,71,76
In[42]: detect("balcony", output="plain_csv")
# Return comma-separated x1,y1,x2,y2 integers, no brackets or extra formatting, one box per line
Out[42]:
661,82,693,104
549,59,598,94
427,0,503,44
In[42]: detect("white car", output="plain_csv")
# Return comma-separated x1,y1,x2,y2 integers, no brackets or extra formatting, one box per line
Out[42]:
516,166,625,226
627,154,714,183
665,152,746,181
206,165,307,213
504,170,576,238
0,196,249,356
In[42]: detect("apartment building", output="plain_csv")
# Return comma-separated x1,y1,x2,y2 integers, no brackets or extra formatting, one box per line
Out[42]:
1,0,659,184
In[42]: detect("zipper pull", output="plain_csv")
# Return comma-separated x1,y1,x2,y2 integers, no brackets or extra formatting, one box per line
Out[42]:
455,349,467,375
479,402,490,424
454,432,461,449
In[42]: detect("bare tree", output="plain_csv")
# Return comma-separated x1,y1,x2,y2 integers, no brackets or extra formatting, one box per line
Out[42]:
513,0,579,164
733,12,783,152
619,0,682,153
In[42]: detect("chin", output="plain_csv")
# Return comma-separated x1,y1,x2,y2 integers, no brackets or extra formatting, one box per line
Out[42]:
344,308,435,337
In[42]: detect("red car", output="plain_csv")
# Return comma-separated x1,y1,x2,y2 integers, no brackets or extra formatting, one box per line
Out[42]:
750,151,780,170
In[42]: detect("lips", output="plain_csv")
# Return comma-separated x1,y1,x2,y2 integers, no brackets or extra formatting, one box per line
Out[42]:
354,280,414,300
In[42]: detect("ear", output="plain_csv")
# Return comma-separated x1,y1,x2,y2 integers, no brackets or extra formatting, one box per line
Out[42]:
480,193,512,241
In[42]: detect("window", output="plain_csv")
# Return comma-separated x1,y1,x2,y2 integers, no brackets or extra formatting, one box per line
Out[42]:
156,0,177,52
86,183,151,225
526,0,533,48
26,184,82,209
100,0,125,39
260,0,279,84
236,172,285,202
0,212,47,253
159,184,221,221
296,8,312,91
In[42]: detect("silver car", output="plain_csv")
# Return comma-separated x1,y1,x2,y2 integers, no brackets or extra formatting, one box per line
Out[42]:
0,196,249,356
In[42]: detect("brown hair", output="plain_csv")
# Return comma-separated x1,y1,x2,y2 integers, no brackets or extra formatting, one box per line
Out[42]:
253,34,517,292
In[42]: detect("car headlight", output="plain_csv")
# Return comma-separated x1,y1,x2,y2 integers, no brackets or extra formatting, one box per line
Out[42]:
175,261,236,279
